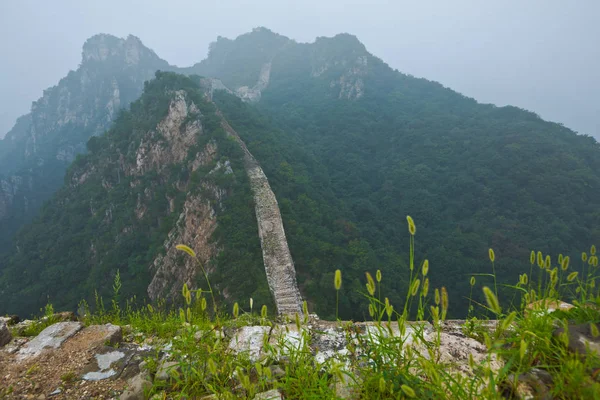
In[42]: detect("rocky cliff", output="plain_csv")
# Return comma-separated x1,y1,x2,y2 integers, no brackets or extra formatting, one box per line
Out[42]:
0,34,172,253
0,72,291,317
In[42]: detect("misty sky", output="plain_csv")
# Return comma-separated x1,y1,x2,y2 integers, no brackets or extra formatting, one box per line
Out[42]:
1,0,598,139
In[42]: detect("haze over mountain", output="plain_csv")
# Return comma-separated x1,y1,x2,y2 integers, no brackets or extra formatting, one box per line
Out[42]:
1,0,599,140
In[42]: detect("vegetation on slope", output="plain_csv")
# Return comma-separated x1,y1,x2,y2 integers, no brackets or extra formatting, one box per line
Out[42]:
205,29,600,318
5,217,599,399
0,72,271,317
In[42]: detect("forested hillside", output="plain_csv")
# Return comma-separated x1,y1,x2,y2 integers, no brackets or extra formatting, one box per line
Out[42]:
1,28,599,320
0,72,272,316
198,28,600,318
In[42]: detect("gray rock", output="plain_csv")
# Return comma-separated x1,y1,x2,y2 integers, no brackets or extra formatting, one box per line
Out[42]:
334,373,361,400
0,320,12,347
82,350,126,381
269,365,285,379
119,372,151,400
501,370,553,400
3,337,28,353
82,323,122,346
253,389,283,400
228,326,270,363
16,322,82,360
156,360,180,381
554,323,600,357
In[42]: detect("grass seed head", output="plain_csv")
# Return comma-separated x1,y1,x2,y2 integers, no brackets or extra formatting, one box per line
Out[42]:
401,384,416,398
366,272,376,296
334,269,342,290
176,244,196,258
411,279,421,296
483,286,501,314
561,255,570,271
406,215,416,235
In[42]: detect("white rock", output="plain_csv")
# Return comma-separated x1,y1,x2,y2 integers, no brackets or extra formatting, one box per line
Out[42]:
228,326,270,363
253,389,282,400
16,322,82,360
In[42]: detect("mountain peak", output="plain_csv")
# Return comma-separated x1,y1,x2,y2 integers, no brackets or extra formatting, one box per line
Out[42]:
81,33,160,66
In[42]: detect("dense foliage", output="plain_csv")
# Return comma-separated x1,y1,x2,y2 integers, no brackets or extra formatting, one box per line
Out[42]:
207,29,600,318
1,29,599,320
0,72,270,316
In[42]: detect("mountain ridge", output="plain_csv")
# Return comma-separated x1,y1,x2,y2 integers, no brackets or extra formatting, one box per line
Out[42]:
1,28,598,319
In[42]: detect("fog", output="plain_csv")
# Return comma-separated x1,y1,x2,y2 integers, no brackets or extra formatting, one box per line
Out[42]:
1,0,598,138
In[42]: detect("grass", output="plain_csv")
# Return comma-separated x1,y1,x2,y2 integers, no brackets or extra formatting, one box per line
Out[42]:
10,217,600,399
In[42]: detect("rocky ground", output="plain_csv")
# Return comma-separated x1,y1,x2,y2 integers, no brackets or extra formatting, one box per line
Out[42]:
1,302,599,399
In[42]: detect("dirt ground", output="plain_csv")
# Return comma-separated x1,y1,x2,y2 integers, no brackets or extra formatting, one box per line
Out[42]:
1,327,129,400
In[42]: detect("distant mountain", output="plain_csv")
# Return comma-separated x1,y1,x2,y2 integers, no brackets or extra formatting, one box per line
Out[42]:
194,28,600,317
1,28,598,319
0,34,172,253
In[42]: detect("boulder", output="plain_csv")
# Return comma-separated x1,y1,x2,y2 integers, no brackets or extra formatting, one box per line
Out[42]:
0,320,12,347
119,371,152,400
156,360,180,381
554,323,600,357
228,326,270,363
81,323,122,346
16,322,82,360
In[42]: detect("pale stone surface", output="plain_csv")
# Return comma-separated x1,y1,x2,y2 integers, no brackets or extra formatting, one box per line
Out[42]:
228,326,271,363
269,324,305,356
2,337,28,354
82,350,126,381
253,389,283,400
156,360,180,381
16,322,82,360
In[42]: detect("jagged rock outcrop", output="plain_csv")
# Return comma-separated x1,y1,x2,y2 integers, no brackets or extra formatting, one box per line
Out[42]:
0,34,172,253
220,119,303,316
141,91,222,301
148,193,219,300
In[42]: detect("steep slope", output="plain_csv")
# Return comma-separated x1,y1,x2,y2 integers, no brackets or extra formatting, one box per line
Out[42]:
0,34,172,253
195,28,600,318
0,73,281,316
